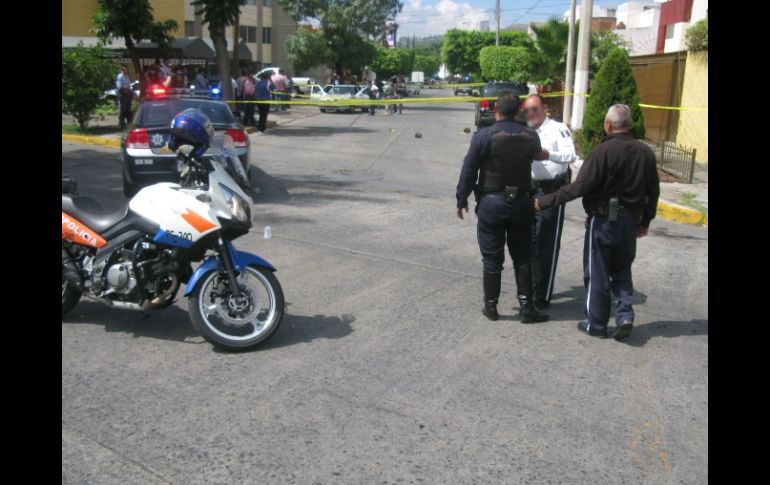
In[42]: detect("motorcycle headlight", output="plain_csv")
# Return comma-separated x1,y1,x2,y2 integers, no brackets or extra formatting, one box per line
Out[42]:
219,184,251,223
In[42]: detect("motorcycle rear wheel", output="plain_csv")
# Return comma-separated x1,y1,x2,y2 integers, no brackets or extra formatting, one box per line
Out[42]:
62,280,81,316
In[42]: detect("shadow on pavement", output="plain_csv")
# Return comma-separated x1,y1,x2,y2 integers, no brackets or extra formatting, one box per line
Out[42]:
263,126,375,137
64,301,356,351
250,165,385,206
411,104,474,112
621,319,708,347
257,313,355,351
62,301,201,344
651,226,708,240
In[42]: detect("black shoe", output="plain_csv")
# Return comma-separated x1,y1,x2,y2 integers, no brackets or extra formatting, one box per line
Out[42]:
520,302,549,323
577,320,608,338
482,303,498,321
612,320,633,341
534,298,550,309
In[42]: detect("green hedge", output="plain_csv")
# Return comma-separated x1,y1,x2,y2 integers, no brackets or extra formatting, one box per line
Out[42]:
478,46,530,83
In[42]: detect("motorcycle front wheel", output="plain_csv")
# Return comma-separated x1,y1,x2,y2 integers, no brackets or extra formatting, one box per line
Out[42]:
189,265,284,350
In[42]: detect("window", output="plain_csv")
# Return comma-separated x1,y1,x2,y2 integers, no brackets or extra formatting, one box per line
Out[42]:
262,27,272,44
246,0,256,5
665,24,675,40
263,0,273,6
240,26,257,43
184,21,195,37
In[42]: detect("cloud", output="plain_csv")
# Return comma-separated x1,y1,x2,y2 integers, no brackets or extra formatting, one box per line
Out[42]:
397,0,491,38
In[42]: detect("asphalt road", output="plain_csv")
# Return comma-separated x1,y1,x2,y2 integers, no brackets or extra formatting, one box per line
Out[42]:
62,89,708,484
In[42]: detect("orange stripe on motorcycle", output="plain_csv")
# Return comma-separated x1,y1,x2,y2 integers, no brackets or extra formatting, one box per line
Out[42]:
61,212,107,248
181,208,217,233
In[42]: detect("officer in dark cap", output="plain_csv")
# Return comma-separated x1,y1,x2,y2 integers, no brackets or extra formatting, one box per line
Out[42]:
455,93,550,323
535,104,660,340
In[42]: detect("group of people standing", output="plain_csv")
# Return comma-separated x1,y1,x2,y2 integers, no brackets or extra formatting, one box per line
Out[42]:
456,93,660,342
365,76,407,116
234,70,274,133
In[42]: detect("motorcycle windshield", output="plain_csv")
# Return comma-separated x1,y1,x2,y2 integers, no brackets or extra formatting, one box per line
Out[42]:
209,135,250,192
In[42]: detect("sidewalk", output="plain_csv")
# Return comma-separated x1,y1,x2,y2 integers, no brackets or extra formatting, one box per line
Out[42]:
656,162,708,226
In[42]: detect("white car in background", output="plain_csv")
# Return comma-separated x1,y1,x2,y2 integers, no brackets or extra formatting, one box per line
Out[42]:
256,67,315,95
316,85,361,113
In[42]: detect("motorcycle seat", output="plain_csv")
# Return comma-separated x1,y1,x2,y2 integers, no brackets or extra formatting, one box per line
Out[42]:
61,195,130,234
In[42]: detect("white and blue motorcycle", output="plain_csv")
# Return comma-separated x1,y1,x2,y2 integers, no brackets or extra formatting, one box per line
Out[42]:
62,109,284,350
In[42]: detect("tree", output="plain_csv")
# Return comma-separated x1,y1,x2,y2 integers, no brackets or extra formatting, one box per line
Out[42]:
279,0,402,76
192,0,245,101
529,19,571,86
479,46,531,83
581,48,645,157
442,29,533,77
92,0,178,78
62,44,116,130
590,31,630,80
371,48,414,78
685,17,708,52
285,27,333,73
412,54,440,77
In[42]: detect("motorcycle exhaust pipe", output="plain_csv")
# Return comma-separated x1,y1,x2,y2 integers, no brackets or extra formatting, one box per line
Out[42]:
146,275,179,309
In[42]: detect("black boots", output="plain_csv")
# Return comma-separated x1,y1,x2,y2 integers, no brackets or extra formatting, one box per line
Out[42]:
482,271,501,321
514,263,550,323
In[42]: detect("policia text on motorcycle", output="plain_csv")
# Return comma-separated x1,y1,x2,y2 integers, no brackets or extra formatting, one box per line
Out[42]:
535,104,660,341
455,93,550,323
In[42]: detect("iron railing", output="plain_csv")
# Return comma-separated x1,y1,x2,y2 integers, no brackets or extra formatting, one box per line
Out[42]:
644,138,697,183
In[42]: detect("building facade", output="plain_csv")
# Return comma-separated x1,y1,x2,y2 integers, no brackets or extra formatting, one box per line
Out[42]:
62,0,298,71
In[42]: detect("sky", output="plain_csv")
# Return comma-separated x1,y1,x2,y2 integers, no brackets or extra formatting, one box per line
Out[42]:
395,0,630,38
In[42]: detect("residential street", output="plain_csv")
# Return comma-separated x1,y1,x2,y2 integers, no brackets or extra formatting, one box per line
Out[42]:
63,90,708,484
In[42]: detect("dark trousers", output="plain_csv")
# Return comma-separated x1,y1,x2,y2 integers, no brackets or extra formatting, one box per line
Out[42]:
532,185,567,302
476,194,533,274
118,91,132,129
242,97,256,126
257,103,270,132
583,213,637,331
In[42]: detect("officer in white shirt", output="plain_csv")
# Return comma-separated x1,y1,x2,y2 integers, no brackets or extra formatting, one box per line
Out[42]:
522,94,576,308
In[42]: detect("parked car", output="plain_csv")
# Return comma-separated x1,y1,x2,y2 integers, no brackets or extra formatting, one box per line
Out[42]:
121,88,251,197
103,81,141,104
474,82,530,128
318,85,360,113
256,67,315,95
453,80,475,96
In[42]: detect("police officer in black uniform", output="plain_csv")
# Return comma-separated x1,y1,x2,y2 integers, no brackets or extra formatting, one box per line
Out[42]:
455,93,550,323
534,104,660,340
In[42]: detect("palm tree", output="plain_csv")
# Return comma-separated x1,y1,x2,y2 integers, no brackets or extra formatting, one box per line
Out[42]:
529,19,571,86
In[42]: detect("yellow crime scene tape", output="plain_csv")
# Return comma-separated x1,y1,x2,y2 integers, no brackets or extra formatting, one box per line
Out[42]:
230,95,707,112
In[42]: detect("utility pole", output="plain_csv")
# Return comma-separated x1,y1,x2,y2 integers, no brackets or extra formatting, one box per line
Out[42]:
570,0,593,130
495,0,501,46
563,0,577,127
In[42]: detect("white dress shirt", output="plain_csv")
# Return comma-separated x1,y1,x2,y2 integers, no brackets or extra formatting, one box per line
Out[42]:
531,116,577,181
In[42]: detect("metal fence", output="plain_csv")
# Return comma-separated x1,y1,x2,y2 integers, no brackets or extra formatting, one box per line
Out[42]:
644,138,697,183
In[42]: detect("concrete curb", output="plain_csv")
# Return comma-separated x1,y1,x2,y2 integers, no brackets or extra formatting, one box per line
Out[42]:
657,200,708,226
62,134,121,148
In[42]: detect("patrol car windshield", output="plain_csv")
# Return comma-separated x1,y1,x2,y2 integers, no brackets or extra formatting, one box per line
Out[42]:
482,83,528,96
138,100,236,127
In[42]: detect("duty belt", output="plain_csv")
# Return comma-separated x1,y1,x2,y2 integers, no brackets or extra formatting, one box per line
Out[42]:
533,174,569,190
591,205,640,221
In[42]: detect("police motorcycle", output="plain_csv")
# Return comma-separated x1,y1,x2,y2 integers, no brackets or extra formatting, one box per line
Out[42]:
62,109,284,350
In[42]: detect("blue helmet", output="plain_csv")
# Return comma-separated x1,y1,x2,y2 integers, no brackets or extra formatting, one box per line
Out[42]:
168,108,214,157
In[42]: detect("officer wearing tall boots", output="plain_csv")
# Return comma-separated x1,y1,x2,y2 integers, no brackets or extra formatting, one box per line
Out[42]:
455,93,550,323
522,94,577,308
